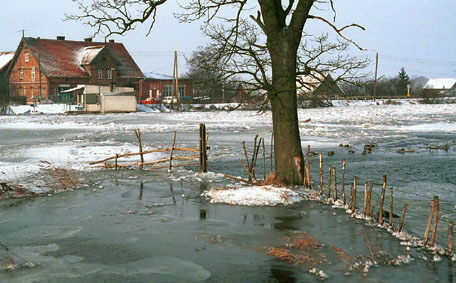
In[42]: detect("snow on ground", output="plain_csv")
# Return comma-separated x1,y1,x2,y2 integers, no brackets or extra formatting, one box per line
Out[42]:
9,104,78,114
201,185,304,206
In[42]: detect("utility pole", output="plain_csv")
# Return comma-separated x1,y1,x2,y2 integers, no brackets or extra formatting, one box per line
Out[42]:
171,51,180,111
373,52,378,101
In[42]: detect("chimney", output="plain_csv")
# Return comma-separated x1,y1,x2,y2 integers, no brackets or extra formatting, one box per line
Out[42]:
109,39,115,43
84,37,92,42
56,36,65,41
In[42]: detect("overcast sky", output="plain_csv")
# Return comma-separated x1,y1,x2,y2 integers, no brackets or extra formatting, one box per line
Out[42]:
1,0,455,79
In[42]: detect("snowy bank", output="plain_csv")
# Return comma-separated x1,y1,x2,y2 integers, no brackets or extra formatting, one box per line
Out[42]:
201,185,304,206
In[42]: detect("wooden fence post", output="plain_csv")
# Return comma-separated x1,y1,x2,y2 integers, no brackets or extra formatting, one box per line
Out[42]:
249,134,259,181
115,154,118,170
327,166,332,199
332,167,337,201
351,176,357,212
423,199,435,247
430,196,439,247
270,132,273,174
199,124,207,173
379,175,387,225
342,160,346,205
306,145,311,189
367,181,373,217
169,131,177,171
363,182,368,216
319,153,323,195
398,203,408,232
262,138,266,180
134,129,144,170
389,187,393,227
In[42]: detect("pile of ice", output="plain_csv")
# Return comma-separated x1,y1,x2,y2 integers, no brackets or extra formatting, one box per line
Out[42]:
201,185,304,206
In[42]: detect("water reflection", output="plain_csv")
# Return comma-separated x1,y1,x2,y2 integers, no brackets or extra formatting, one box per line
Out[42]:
269,266,297,283
139,181,143,200
199,209,207,220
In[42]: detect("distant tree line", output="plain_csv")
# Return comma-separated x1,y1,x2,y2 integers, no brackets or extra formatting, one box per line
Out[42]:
340,67,428,98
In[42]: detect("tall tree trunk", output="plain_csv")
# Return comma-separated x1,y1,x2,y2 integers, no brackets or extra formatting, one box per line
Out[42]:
269,32,304,185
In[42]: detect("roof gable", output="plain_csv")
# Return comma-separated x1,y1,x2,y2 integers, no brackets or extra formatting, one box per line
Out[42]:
21,37,143,79
297,73,345,95
0,51,15,71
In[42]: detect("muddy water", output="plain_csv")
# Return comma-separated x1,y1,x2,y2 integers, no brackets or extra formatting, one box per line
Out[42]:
0,106,455,281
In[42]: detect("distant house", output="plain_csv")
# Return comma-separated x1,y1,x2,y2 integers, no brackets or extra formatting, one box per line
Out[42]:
142,72,194,104
423,78,456,96
0,51,15,103
297,73,344,100
7,36,144,104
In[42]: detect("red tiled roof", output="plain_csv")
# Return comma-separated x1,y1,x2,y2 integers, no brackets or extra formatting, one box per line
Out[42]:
23,37,143,79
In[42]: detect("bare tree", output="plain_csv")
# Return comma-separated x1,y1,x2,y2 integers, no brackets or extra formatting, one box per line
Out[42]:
69,0,364,184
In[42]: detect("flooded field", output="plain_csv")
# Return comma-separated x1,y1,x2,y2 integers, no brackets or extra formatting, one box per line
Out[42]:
0,103,455,281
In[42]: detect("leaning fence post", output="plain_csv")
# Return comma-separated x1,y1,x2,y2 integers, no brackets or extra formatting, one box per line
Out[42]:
379,175,387,225
115,154,118,170
449,221,454,255
398,203,408,232
430,196,439,247
424,199,435,247
199,124,207,173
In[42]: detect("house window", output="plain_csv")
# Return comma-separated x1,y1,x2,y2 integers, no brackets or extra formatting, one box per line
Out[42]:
30,86,34,96
19,68,23,80
25,52,29,62
19,87,23,96
97,69,103,80
163,85,172,96
31,67,36,81
107,68,112,80
178,85,185,97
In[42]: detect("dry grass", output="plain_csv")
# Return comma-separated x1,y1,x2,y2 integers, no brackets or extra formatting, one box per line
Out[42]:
41,161,80,192
265,231,326,265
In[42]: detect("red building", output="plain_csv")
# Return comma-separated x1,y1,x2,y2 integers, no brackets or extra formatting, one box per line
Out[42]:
142,72,194,104
7,36,144,103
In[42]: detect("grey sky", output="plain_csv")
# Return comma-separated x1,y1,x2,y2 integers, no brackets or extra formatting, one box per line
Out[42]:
1,0,455,79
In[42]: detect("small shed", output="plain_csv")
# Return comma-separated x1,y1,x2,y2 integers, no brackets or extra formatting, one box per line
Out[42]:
65,84,136,113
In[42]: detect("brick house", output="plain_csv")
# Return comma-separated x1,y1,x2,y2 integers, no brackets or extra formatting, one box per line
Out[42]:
142,72,194,104
7,36,144,104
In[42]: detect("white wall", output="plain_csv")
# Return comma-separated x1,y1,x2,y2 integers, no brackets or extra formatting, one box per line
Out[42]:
101,94,136,113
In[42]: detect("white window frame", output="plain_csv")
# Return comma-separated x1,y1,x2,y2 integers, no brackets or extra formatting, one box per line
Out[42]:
97,69,103,80
31,67,36,81
107,68,112,80
19,68,23,80
25,52,29,62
